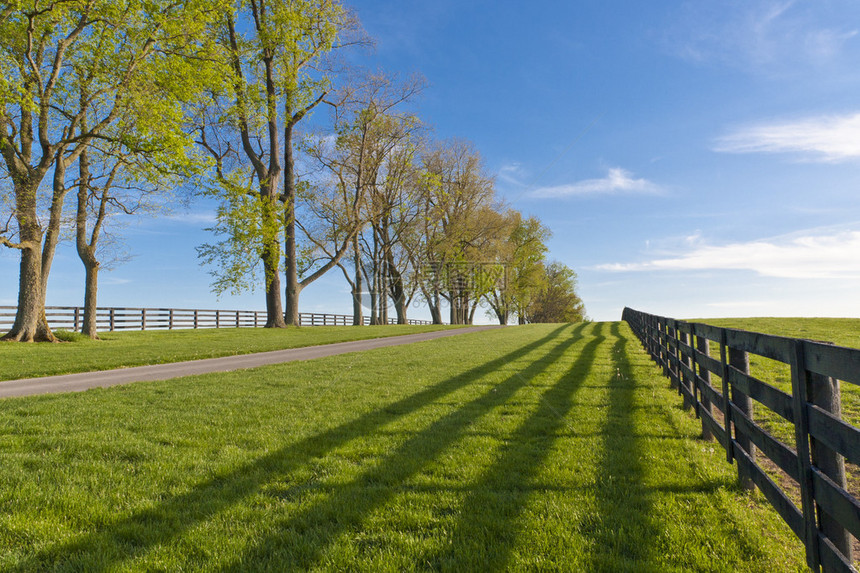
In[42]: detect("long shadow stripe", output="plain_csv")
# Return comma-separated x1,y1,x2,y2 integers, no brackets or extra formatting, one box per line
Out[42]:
215,324,589,571
12,325,572,571
432,322,605,570
585,321,658,568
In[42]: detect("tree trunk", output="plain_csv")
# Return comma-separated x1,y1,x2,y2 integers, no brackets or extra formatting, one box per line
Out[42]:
283,122,300,326
261,196,286,327
494,306,508,325
430,289,442,324
352,240,363,325
388,260,408,325
3,244,49,342
3,180,55,342
369,285,379,325
264,263,286,328
468,300,478,325
261,192,286,328
81,259,99,338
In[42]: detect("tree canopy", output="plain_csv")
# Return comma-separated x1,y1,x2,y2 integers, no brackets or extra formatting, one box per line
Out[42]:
0,1,585,339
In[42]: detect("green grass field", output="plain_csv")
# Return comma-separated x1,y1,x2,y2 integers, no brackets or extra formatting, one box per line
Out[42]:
0,322,805,571
0,324,460,381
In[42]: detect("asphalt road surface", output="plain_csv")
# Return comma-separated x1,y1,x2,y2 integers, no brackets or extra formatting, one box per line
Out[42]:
0,325,503,399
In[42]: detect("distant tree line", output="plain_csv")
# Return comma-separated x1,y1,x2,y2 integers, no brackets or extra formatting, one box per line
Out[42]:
0,0,584,342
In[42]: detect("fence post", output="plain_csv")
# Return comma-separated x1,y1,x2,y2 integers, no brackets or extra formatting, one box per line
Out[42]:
73,307,80,332
660,319,670,378
808,368,853,565
719,329,734,465
696,332,714,442
169,309,174,330
790,340,821,571
728,345,755,491
109,308,115,331
667,321,679,391
680,331,694,411
236,310,240,328
141,308,146,331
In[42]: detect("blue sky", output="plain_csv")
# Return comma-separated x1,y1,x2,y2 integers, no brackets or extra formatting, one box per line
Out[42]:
4,0,860,323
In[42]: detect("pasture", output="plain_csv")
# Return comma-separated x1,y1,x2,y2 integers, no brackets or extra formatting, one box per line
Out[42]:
0,322,806,571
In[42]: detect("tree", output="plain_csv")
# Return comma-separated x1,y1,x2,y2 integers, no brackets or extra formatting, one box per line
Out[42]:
198,0,363,326
523,261,586,323
281,0,365,325
0,0,223,341
484,213,551,325
415,140,509,324
306,74,425,325
74,131,187,338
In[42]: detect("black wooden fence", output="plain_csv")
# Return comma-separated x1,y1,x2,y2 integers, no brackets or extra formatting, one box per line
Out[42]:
623,307,859,573
0,306,433,332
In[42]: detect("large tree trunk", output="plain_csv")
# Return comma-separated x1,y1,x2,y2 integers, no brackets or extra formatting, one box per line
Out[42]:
3,244,50,342
3,180,55,342
261,191,286,328
283,123,300,326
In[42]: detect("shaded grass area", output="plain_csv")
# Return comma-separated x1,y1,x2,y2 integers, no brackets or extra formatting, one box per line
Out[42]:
0,323,805,571
0,324,460,381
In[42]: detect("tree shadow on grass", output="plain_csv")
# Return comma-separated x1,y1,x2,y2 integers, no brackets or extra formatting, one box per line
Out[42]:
212,323,590,571
428,321,605,571
12,325,574,572
582,321,659,571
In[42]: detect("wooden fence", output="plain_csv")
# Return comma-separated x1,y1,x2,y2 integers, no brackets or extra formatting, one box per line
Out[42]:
0,306,433,332
623,307,860,573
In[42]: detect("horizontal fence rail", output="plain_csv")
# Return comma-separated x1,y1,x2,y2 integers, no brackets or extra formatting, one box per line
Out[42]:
0,306,433,333
623,307,859,573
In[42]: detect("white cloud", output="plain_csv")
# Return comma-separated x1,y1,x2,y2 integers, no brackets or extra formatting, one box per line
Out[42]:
167,211,218,225
714,112,860,162
497,162,526,186
101,277,132,286
667,0,860,71
529,168,665,198
596,229,860,279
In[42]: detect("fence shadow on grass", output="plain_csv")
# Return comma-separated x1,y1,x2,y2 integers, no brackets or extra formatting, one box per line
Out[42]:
428,322,605,570
12,325,573,572
213,323,590,571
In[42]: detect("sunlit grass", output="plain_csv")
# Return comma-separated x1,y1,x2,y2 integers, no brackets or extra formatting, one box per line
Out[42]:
0,323,805,571
0,324,460,381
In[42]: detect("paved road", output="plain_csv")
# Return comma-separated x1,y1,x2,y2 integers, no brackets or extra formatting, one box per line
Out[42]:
0,325,503,399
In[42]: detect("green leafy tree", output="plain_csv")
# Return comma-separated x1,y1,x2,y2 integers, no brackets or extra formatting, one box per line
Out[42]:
198,0,363,326
0,0,224,341
484,213,551,325
524,261,586,323
415,140,508,324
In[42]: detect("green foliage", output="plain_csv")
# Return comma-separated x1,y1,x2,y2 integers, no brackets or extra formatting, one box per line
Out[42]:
197,172,284,295
525,261,586,323
0,323,806,570
197,0,353,298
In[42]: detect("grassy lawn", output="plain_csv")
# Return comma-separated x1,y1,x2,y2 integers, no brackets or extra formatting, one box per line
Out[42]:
0,322,805,571
0,324,461,381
